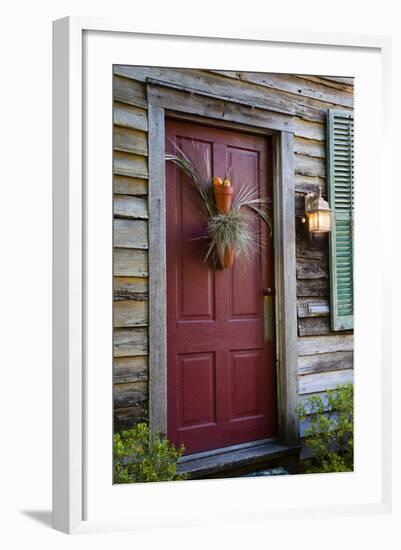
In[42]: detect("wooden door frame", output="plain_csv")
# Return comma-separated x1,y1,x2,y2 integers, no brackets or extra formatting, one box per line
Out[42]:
147,79,299,446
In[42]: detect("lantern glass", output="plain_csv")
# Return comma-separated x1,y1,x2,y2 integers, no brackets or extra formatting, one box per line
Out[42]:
307,210,331,233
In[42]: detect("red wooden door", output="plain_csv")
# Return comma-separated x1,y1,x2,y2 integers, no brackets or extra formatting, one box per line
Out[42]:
166,120,277,455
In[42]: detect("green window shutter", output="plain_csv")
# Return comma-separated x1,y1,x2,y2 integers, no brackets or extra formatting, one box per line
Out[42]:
327,109,354,331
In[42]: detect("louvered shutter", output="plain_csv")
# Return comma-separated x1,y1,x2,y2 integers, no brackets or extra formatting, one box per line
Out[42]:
327,109,354,331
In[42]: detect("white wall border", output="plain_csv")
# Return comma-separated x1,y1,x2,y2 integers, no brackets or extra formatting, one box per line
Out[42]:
52,16,392,534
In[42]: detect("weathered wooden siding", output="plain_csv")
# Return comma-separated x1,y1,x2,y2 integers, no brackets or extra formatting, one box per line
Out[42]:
112,67,354,435
113,77,149,430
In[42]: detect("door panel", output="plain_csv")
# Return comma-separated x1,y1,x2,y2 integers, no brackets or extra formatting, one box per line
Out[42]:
166,120,277,455
229,265,259,318
176,138,215,322
230,350,263,418
178,352,216,427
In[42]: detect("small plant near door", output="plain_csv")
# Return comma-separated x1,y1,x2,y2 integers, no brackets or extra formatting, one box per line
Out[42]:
166,146,272,269
113,423,186,483
296,383,353,473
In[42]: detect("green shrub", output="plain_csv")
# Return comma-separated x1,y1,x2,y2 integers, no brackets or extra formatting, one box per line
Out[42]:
297,383,353,473
113,423,186,483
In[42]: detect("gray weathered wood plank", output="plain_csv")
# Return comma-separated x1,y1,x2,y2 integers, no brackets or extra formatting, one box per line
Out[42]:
298,316,331,336
114,276,148,301
114,195,148,219
297,278,329,297
114,381,148,408
209,70,354,109
296,74,354,90
298,350,353,375
299,369,354,395
294,118,325,141
294,137,325,159
113,75,147,108
114,300,148,328
294,175,326,195
296,231,328,261
114,219,148,249
113,355,148,384
296,258,328,280
113,176,148,196
113,102,148,131
113,248,148,277
113,151,148,179
317,75,354,86
295,153,326,178
298,334,353,356
114,327,148,357
114,126,148,156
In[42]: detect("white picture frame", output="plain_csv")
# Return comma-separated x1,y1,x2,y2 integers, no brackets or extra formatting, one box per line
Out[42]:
52,16,392,534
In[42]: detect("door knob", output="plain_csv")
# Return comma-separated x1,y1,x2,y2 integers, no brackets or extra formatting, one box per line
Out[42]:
263,288,273,296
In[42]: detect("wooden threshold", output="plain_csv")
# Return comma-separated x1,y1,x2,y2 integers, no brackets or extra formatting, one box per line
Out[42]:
177,440,300,479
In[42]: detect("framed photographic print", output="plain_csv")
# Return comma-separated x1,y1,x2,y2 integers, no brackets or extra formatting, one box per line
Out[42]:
52,17,391,534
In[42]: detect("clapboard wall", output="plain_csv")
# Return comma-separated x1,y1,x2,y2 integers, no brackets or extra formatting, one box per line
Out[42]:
112,66,354,436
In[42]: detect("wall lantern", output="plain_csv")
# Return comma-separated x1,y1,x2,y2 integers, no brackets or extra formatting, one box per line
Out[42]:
303,189,332,234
